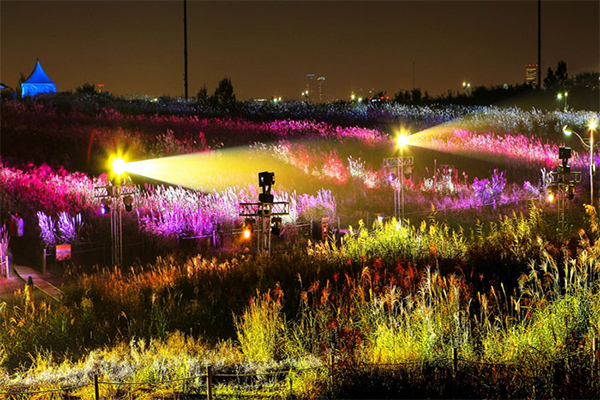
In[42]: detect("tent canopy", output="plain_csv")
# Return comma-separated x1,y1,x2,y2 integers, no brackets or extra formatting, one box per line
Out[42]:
21,61,56,97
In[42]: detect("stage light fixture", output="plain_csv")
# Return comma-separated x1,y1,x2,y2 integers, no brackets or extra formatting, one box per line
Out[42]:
271,216,282,236
101,198,112,214
259,171,275,188
123,195,134,212
243,218,255,239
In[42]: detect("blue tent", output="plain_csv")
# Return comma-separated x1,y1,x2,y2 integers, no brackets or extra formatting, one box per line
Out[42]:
21,61,56,97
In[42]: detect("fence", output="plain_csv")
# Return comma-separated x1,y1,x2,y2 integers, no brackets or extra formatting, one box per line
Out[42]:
1,345,599,399
0,255,8,278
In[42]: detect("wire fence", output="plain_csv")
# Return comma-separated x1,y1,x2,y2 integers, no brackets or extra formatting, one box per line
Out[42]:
1,344,598,399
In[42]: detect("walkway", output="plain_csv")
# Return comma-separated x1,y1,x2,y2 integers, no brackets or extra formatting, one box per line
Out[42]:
10,264,63,301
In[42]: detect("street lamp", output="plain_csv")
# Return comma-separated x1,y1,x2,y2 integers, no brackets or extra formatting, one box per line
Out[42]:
563,119,599,206
557,92,568,111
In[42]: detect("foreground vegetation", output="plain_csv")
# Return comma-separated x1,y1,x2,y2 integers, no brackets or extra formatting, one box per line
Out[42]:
1,205,599,398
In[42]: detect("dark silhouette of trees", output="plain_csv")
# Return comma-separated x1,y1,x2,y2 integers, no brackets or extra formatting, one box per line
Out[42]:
75,83,98,95
197,84,208,102
544,60,568,91
212,78,236,105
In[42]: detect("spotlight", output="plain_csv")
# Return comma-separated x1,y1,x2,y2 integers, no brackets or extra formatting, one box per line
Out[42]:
123,195,134,212
243,218,255,240
271,217,282,236
396,134,409,148
112,157,126,176
558,146,572,170
101,198,112,214
258,171,275,188
568,185,575,200
547,185,556,202
258,171,275,203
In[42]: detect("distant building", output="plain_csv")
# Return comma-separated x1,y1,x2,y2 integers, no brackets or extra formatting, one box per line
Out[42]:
305,73,316,102
317,76,326,102
525,64,539,87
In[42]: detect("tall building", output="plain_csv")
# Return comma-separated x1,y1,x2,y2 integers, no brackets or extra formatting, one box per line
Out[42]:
317,76,326,102
305,73,316,101
525,64,539,87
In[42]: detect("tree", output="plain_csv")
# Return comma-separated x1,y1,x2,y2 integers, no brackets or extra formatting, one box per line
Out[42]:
544,67,558,90
17,73,26,95
555,61,568,88
410,88,422,104
197,84,208,102
212,78,236,105
75,83,98,95
544,61,568,91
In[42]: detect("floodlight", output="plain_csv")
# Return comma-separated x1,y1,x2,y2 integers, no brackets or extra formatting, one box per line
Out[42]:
101,198,112,214
590,119,598,131
568,185,575,200
396,134,409,148
259,171,275,188
559,147,572,159
123,195,134,212
243,218,255,240
559,146,572,169
547,192,555,202
271,216,282,236
112,158,126,175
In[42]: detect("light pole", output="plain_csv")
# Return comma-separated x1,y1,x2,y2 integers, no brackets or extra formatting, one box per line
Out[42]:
557,92,568,111
563,119,599,206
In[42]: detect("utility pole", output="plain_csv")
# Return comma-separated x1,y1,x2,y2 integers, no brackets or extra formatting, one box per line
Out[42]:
537,0,541,89
183,0,189,99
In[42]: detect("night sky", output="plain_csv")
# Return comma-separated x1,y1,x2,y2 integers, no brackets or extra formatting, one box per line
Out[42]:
1,1,598,101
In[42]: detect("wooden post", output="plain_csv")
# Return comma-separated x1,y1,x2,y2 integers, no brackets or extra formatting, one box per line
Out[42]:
5,256,9,279
453,347,458,374
206,365,213,400
593,337,599,378
330,353,335,391
94,374,100,400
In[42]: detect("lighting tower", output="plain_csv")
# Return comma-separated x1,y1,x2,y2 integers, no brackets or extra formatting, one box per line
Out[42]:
384,132,413,223
239,172,289,254
94,157,136,266
546,147,581,239
563,119,599,206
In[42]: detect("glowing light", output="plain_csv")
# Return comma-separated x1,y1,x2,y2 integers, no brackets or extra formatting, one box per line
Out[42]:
557,93,563,100
547,193,554,202
112,158,126,175
562,125,572,136
590,119,598,131
396,133,409,148
243,228,251,239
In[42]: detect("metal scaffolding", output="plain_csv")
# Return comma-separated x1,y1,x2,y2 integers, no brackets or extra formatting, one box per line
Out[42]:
546,167,581,239
94,181,136,266
384,156,414,223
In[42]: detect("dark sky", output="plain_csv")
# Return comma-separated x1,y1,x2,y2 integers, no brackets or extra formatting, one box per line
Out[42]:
1,1,598,101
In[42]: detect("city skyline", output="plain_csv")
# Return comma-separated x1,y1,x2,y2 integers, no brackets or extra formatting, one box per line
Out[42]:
1,1,598,101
